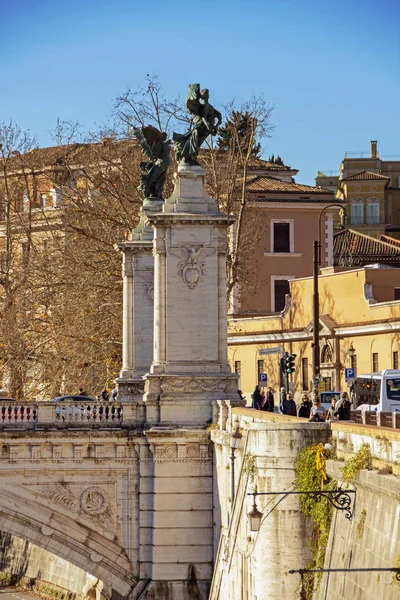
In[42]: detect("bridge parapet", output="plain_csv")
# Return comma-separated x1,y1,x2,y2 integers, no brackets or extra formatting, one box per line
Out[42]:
331,421,400,474
0,400,146,430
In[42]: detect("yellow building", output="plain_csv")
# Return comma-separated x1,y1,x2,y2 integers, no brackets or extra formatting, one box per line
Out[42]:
228,265,400,402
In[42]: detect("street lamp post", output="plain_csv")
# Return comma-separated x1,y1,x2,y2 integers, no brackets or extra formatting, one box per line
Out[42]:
312,205,347,399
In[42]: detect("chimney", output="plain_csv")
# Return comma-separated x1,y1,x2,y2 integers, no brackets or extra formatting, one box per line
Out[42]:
370,140,378,159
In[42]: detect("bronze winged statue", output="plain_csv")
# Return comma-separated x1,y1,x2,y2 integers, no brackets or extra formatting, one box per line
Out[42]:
173,84,222,165
132,125,171,200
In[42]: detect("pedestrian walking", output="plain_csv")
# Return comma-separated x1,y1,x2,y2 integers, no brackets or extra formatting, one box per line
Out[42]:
111,385,118,402
335,392,351,420
263,387,274,412
309,398,327,422
251,385,263,410
298,394,312,418
280,388,297,416
326,397,338,421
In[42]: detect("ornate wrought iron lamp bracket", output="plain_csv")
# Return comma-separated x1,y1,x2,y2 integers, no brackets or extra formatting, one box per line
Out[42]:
248,488,356,521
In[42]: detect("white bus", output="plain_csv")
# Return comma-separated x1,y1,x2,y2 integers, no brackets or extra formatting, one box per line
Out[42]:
355,370,400,412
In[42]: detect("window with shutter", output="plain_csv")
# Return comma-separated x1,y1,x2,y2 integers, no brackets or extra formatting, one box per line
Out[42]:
273,223,290,253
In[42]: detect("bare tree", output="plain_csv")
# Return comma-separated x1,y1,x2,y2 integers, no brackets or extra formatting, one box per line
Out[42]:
201,96,275,308
0,120,38,397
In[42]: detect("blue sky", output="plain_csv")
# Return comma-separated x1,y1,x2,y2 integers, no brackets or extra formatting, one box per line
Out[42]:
0,0,399,184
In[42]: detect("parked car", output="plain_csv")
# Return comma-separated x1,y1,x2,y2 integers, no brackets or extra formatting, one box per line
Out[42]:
50,395,97,403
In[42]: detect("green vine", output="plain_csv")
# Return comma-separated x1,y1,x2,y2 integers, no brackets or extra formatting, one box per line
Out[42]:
243,452,256,484
341,443,372,483
295,443,337,598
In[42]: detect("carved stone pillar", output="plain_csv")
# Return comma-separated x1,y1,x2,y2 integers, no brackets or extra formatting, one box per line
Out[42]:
116,200,162,403
143,165,240,427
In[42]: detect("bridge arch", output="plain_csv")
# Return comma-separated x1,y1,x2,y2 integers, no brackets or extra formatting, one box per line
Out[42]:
0,483,138,596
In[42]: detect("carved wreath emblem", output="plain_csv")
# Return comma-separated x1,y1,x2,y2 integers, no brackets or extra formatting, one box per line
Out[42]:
169,245,215,289
80,486,109,516
40,483,112,527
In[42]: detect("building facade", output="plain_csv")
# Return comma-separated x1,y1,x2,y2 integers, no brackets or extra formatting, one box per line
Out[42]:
228,266,400,400
316,140,400,239
235,162,336,315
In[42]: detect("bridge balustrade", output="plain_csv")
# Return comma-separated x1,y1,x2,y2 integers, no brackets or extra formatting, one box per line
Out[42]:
53,402,123,424
0,401,125,429
1,404,37,424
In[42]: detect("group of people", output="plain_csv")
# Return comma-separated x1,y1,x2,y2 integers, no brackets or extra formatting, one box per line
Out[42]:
251,385,351,422
250,386,275,412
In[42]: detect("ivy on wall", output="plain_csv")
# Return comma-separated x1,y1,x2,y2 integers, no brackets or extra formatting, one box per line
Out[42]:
295,443,337,598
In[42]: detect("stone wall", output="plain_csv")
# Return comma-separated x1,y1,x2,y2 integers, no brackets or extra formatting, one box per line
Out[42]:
210,407,330,600
0,533,88,594
315,423,400,600
317,461,400,600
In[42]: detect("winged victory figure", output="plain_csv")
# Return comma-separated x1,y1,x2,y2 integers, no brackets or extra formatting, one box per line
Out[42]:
132,125,171,200
172,84,222,166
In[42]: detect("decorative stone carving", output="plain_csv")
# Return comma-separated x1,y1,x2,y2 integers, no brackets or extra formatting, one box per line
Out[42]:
146,282,154,303
186,444,199,458
40,483,112,527
128,383,145,396
80,487,110,518
90,551,103,564
161,377,237,394
41,525,54,537
169,245,216,289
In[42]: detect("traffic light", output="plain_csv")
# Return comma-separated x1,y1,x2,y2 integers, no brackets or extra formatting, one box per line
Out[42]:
280,356,287,374
285,353,296,374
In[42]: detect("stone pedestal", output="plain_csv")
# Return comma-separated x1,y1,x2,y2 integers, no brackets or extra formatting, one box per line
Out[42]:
144,165,238,427
116,200,162,403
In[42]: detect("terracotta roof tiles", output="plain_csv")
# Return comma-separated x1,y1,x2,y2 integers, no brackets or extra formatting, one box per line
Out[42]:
247,176,333,195
334,228,400,259
342,170,390,181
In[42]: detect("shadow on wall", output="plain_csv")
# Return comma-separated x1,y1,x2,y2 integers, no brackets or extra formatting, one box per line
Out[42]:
0,530,30,581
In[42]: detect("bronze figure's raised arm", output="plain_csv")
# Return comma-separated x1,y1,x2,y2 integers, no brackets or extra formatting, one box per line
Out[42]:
132,125,171,200
173,84,222,165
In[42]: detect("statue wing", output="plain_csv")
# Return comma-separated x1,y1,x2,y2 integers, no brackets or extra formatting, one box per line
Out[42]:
132,125,164,159
195,247,216,260
132,126,154,159
169,247,189,261
185,84,201,116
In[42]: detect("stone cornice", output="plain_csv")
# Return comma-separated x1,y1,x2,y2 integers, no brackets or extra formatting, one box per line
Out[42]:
145,213,235,227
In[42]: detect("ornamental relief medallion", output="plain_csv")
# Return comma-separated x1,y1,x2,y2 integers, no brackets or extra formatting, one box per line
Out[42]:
39,483,113,527
169,245,216,289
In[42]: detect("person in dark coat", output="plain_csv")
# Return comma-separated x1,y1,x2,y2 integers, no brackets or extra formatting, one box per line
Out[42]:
263,387,275,412
335,392,351,420
298,394,312,418
251,385,263,410
279,388,297,416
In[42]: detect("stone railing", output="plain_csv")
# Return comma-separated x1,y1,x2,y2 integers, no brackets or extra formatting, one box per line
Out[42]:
331,422,400,474
350,410,400,428
0,401,146,430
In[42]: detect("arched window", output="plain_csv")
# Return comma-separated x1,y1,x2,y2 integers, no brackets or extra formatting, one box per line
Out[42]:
365,197,380,225
350,198,363,225
321,344,333,364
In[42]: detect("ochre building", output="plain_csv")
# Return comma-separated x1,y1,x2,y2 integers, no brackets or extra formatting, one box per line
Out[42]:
228,265,400,401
